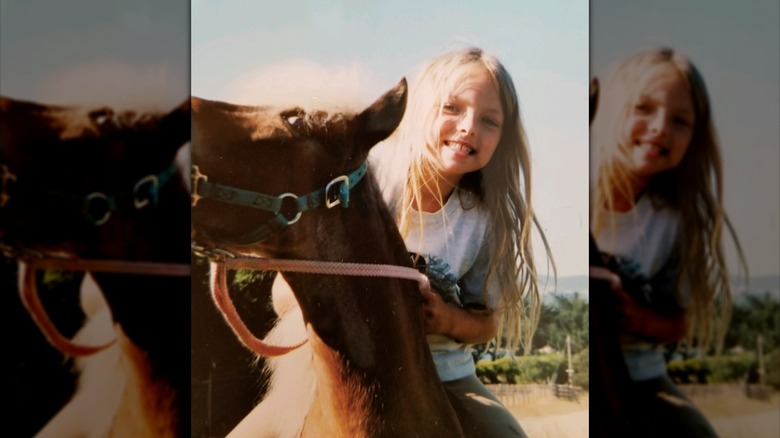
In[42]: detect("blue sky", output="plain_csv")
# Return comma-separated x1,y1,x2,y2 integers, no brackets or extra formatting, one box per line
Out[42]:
192,0,590,277
592,0,780,276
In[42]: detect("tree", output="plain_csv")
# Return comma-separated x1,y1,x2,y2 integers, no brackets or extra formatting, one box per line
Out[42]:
535,292,589,353
725,292,780,352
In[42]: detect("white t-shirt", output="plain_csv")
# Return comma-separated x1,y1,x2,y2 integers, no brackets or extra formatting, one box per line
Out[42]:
404,189,499,382
594,195,686,381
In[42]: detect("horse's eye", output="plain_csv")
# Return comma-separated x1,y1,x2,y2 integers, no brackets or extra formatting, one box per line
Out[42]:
282,108,306,129
285,115,303,127
89,108,115,126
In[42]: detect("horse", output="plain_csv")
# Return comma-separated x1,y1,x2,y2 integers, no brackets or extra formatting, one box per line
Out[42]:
191,79,474,437
0,96,191,437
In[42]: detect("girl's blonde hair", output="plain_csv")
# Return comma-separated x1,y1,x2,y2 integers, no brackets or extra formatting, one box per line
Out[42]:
591,47,747,353
374,47,554,354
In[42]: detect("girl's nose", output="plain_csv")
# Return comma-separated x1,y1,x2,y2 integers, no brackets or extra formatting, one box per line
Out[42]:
458,111,476,136
649,110,668,134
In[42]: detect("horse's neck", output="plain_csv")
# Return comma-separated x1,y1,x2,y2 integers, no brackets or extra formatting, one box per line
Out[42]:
109,328,178,438
302,326,374,438
87,173,190,436
286,184,462,436
100,173,190,265
133,173,190,264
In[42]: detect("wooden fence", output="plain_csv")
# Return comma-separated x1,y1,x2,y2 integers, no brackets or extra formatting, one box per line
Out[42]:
486,383,584,406
679,383,775,401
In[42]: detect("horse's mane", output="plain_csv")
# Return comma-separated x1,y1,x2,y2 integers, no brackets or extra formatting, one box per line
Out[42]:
219,61,381,114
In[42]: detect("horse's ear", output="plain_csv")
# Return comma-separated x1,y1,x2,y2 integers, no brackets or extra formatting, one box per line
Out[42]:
0,96,9,113
590,77,599,125
356,78,408,150
158,98,191,151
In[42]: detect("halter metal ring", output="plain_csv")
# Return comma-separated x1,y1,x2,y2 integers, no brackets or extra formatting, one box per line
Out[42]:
277,193,302,225
84,192,112,226
133,174,159,209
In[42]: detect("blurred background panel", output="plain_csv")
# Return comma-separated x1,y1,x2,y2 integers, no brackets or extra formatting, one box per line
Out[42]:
591,1,779,437
0,1,189,436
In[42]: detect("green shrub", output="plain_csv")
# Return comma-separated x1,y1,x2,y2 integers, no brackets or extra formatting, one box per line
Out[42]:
572,348,589,389
476,353,572,384
706,354,755,384
667,357,710,384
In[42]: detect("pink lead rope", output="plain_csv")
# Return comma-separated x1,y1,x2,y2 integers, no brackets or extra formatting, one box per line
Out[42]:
19,258,191,358
210,255,430,357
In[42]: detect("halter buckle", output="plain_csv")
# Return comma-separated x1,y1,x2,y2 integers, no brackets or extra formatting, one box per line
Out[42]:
84,192,113,226
192,243,236,261
133,174,159,209
277,193,302,224
1,165,17,208
191,165,208,207
325,175,350,208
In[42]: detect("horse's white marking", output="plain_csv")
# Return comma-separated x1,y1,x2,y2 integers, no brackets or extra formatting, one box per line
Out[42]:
228,277,314,437
33,272,175,437
36,284,125,438
229,275,376,437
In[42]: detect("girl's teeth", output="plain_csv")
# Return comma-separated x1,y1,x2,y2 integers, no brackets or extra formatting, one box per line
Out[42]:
447,142,473,154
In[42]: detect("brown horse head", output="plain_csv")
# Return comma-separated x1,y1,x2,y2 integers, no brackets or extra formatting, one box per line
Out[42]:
0,96,190,260
191,79,407,256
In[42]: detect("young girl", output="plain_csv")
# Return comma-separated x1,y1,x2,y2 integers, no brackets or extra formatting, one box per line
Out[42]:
590,47,747,436
373,47,553,437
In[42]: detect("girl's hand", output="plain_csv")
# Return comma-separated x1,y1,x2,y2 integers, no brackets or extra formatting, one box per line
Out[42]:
609,283,648,335
420,286,499,344
421,287,454,336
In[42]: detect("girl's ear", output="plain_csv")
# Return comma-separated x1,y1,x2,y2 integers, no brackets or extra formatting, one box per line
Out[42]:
590,77,599,125
355,78,408,152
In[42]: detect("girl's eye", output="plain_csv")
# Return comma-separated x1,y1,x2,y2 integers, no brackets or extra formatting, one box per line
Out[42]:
673,117,692,127
482,117,500,128
634,103,651,113
442,103,458,113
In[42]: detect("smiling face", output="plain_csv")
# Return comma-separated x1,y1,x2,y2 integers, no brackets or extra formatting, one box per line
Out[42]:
624,64,695,184
433,65,504,186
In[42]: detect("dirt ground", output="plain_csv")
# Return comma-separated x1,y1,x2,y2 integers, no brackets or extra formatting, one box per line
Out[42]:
511,393,589,438
697,393,780,438
507,392,779,438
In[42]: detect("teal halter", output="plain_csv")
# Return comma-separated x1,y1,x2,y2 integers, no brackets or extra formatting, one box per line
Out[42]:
1,162,178,226
192,161,368,244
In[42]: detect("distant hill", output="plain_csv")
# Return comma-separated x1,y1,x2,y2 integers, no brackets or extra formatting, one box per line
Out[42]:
541,275,589,303
539,274,780,304
731,274,779,292
731,274,779,303
539,275,588,292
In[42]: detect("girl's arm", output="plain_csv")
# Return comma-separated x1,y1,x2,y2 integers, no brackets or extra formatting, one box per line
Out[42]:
592,268,688,343
616,289,689,343
421,287,499,344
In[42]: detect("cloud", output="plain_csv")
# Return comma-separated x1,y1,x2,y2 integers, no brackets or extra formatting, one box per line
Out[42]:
35,59,187,110
223,59,383,110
